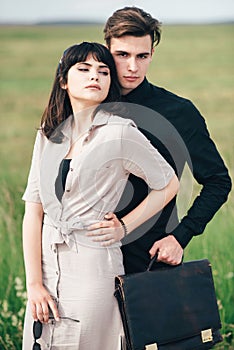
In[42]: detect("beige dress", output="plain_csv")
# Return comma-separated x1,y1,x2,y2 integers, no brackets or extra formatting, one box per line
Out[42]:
22,111,175,349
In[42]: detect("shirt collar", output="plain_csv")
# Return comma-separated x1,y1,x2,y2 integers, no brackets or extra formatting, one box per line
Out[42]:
61,109,110,139
121,77,152,103
92,109,110,127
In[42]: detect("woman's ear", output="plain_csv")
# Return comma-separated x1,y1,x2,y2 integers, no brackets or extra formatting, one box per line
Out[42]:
60,77,67,90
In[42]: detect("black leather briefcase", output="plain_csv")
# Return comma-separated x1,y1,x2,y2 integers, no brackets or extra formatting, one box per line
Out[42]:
114,257,223,350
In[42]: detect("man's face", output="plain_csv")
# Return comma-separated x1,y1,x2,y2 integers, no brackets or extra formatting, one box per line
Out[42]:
109,35,153,95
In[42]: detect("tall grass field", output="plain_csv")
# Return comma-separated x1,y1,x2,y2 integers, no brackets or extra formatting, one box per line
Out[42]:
0,24,233,349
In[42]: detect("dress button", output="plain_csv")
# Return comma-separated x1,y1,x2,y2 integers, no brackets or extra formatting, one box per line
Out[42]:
70,168,73,172
56,271,59,275
53,249,57,253
66,189,70,192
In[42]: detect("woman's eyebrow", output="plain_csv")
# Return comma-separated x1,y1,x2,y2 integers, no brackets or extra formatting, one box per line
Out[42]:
77,62,109,69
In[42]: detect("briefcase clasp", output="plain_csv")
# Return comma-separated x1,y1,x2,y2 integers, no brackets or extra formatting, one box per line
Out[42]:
201,329,213,343
145,344,158,350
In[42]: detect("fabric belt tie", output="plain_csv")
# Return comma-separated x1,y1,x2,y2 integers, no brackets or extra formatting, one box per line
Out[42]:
43,214,121,252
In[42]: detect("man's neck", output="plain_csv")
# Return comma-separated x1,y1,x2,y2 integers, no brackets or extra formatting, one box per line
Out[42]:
121,87,134,96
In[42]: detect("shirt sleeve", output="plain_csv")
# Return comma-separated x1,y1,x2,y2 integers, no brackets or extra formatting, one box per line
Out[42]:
22,130,44,203
172,100,232,247
121,123,175,190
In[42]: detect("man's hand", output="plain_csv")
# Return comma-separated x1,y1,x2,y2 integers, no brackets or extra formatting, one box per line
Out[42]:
149,235,183,265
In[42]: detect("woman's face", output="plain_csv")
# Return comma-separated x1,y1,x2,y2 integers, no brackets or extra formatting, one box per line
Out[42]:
64,54,111,110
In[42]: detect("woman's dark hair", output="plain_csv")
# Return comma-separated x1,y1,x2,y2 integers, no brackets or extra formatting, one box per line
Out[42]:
41,42,122,139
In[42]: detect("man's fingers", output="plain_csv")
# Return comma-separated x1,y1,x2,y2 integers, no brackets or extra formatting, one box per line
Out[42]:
149,243,159,258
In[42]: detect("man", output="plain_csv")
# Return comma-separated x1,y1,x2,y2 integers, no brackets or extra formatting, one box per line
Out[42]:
102,6,232,273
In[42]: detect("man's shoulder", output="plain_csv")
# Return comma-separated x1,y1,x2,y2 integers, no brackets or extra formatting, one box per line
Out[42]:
148,82,191,106
146,82,202,123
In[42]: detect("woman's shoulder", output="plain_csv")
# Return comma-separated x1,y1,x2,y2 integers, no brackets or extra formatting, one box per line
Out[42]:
33,128,49,150
108,114,137,128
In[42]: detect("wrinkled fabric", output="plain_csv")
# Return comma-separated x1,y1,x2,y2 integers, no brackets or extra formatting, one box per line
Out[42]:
22,110,175,349
23,241,125,350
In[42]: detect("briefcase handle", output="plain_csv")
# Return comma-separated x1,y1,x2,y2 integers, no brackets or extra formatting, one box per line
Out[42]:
147,253,159,271
147,252,184,271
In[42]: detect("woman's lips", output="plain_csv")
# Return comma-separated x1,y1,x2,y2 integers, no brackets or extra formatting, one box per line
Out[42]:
86,84,101,90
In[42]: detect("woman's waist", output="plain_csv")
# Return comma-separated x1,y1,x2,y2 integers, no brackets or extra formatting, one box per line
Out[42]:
43,213,121,250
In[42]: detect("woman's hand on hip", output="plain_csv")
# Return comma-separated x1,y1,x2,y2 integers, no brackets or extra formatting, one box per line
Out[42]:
27,282,60,323
86,212,125,246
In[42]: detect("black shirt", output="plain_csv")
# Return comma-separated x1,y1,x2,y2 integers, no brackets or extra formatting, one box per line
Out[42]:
117,78,232,273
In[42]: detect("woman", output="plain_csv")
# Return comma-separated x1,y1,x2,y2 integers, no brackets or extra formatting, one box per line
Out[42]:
22,42,179,350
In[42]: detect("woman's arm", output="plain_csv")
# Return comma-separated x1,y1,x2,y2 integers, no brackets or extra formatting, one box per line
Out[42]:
121,175,179,233
86,174,179,245
22,202,59,323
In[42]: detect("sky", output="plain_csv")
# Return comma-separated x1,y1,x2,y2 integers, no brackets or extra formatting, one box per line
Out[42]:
1,0,234,24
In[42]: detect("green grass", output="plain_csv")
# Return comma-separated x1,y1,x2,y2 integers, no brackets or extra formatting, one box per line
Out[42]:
0,24,233,349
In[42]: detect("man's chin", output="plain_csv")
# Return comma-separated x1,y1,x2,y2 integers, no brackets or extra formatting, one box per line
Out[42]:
120,82,141,95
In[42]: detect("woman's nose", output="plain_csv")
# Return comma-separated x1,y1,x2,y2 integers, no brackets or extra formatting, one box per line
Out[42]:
90,70,99,81
91,76,98,81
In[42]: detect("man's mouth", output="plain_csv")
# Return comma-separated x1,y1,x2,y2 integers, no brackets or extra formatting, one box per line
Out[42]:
123,76,139,82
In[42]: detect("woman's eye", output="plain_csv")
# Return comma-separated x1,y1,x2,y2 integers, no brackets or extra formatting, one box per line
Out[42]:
99,71,109,76
78,68,89,72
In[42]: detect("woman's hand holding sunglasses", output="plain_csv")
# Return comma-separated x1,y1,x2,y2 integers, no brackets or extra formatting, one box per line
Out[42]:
27,282,60,323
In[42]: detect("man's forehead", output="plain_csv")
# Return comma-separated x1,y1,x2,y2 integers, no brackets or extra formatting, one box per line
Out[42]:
109,35,152,53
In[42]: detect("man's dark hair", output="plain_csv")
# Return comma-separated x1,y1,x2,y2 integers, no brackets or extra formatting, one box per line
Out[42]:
104,6,162,48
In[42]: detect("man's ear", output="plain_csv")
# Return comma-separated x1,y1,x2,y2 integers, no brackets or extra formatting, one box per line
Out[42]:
149,48,155,63
104,43,108,48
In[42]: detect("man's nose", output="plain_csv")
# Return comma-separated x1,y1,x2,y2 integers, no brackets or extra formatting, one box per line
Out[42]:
127,58,138,72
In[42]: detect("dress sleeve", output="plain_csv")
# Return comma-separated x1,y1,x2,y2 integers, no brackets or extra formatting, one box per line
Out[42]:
22,130,44,203
121,123,175,190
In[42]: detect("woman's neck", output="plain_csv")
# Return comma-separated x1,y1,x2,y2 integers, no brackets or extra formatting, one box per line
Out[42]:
72,106,96,135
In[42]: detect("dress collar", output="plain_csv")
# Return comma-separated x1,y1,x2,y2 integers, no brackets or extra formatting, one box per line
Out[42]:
61,109,111,139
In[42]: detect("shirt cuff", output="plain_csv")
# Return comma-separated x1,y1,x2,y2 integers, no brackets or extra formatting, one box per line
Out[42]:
172,225,194,248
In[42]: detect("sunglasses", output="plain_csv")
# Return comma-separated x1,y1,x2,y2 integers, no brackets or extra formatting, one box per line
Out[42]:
33,316,80,350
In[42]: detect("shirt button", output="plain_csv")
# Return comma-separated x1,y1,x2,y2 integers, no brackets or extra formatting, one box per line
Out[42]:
66,189,70,192
53,249,57,253
70,168,73,172
56,271,59,275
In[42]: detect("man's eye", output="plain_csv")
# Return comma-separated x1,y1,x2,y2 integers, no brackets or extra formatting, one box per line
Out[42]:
138,54,148,59
117,53,128,57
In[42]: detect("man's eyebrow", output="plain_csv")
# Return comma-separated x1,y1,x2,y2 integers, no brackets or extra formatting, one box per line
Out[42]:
113,50,151,56
77,62,109,69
